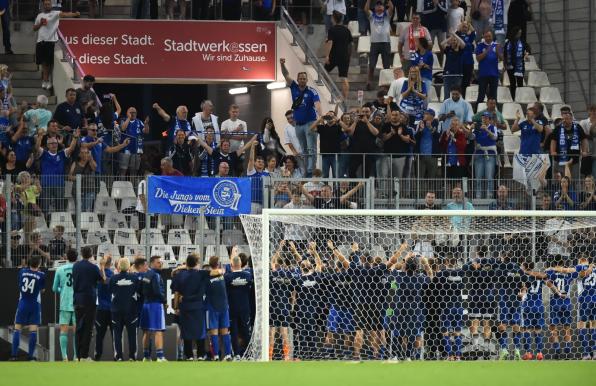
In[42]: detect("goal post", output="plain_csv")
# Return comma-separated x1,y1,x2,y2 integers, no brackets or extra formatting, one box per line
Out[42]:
241,209,596,362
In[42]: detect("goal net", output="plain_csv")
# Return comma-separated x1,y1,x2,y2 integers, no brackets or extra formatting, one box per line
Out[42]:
240,209,596,362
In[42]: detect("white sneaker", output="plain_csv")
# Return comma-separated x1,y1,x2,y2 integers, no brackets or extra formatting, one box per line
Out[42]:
41,81,48,89
156,357,168,362
46,82,53,90
223,355,233,362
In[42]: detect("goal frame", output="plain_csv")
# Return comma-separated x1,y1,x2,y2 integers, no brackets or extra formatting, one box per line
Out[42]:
256,208,596,362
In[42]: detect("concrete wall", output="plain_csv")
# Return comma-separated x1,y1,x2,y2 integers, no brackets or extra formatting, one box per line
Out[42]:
527,0,596,118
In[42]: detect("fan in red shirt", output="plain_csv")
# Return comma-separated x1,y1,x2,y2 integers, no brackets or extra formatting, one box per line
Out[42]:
160,157,183,177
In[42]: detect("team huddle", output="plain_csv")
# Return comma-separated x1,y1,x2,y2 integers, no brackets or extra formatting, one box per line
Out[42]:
11,246,254,361
268,240,596,361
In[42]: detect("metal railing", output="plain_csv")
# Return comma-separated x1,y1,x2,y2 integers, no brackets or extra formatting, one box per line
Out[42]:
279,6,345,110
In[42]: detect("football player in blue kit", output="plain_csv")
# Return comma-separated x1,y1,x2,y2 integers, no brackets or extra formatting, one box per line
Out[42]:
206,255,234,361
11,255,45,361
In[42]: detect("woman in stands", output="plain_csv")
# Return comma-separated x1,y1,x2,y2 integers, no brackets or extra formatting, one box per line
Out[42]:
411,38,434,102
553,175,577,211
399,67,427,126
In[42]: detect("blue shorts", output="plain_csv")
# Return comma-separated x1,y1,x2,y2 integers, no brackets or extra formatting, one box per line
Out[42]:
441,307,464,332
327,306,355,334
140,302,165,331
206,305,230,330
15,301,41,326
522,306,545,328
578,296,596,322
550,301,572,326
499,301,521,325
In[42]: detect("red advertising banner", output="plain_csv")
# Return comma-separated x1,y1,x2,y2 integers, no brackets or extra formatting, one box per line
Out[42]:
58,19,276,83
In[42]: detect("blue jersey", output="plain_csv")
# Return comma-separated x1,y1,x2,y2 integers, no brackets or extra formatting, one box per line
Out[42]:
206,275,228,312
492,261,525,301
547,270,578,303
120,118,145,154
293,272,327,324
18,268,45,305
141,269,165,304
518,119,544,155
435,268,465,309
224,270,253,315
349,261,388,305
290,81,320,124
522,275,545,310
326,271,353,310
577,265,596,299
270,269,295,308
176,269,211,311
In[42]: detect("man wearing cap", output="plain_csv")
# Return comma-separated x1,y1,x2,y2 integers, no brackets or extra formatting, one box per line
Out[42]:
415,108,441,180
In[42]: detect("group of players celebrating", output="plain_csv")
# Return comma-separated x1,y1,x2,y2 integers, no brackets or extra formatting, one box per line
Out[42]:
9,237,596,361
269,240,596,361
11,246,254,362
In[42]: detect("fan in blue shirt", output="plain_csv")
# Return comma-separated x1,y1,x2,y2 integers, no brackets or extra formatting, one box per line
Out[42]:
11,255,45,361
140,256,167,361
474,31,503,104
94,258,114,361
206,255,234,361
511,107,545,155
80,123,129,175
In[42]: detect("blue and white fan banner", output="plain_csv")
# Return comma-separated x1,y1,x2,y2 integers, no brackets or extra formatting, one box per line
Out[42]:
147,176,252,216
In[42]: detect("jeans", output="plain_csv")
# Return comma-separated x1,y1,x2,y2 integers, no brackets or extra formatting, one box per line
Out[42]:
294,121,317,177
477,76,499,104
338,154,350,178
422,78,433,105
443,76,463,101
376,155,391,197
349,153,376,178
82,192,95,213
474,154,496,199
321,154,338,178
380,155,411,196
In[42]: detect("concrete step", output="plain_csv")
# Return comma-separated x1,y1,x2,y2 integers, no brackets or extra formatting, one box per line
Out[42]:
347,90,380,101
11,79,44,88
102,14,131,19
331,73,368,83
7,62,38,72
12,87,51,97
103,5,131,17
16,95,58,105
11,70,42,80
0,54,35,63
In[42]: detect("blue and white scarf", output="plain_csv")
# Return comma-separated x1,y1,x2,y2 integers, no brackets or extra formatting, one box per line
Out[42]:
447,137,458,166
174,117,191,136
491,0,505,34
558,123,580,165
513,40,525,76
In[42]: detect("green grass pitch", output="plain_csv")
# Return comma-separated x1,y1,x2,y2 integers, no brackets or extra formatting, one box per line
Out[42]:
1,361,594,386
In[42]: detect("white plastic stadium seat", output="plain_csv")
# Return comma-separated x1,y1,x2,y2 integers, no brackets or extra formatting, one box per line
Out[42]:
432,53,441,71
65,180,73,198
348,20,360,39
111,181,136,199
503,135,521,154
357,35,371,54
97,181,109,197
501,103,524,121
33,216,48,231
151,245,175,260
179,245,200,261
167,228,192,245
114,228,139,246
497,87,514,103
427,102,442,114
524,55,540,71
379,69,394,87
184,215,210,231
476,103,487,113
465,85,479,102
205,245,230,263
80,212,102,231
94,196,118,214
139,228,165,246
158,214,184,229
97,243,121,259
390,36,399,53
123,245,144,260
194,230,217,245
49,212,75,231
119,197,137,212
527,71,550,88
392,54,402,68
104,212,128,230
540,87,563,104
427,85,439,102
86,228,111,245
514,87,538,104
